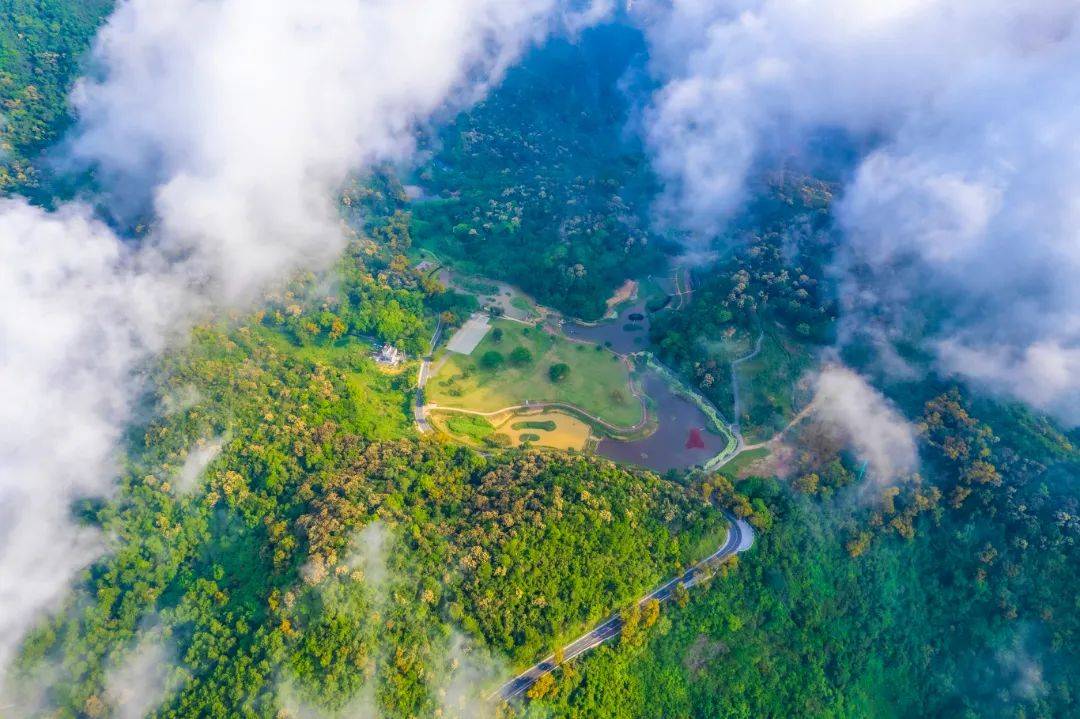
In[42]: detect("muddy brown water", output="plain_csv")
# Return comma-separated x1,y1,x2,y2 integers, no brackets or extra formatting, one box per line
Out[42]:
597,372,728,473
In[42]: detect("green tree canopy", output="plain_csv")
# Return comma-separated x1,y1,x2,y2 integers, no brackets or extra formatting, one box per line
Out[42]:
480,350,505,370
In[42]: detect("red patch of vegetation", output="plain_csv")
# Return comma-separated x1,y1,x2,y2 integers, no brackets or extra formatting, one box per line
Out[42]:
685,427,706,450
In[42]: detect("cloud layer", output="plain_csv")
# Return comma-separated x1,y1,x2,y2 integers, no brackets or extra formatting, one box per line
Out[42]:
810,365,919,485
635,0,1080,421
1,0,607,673
0,200,186,669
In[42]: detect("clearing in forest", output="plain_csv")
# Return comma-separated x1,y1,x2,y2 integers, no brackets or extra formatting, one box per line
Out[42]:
427,319,643,428
732,329,813,444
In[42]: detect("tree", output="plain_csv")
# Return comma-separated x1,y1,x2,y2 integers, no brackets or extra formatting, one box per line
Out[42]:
642,599,660,629
673,582,689,609
527,672,557,701
549,363,570,383
491,327,504,343
794,473,820,494
510,346,533,366
621,604,642,646
846,531,872,558
480,350,504,370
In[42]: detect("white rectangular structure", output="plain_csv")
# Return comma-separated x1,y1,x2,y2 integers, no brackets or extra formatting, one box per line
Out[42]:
445,314,492,355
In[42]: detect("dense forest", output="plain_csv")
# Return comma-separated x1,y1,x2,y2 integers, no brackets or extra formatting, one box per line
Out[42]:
526,391,1080,719
0,0,113,194
409,24,667,321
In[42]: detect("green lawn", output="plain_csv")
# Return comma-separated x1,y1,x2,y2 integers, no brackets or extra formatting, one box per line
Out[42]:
717,446,771,479
428,320,643,428
446,414,495,442
735,330,812,444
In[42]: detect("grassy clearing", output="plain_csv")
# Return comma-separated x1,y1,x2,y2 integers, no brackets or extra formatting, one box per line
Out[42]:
458,276,501,296
717,446,771,480
428,320,642,428
735,330,813,444
510,295,537,316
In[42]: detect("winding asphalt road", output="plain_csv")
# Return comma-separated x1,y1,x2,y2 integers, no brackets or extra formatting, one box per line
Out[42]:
491,513,755,702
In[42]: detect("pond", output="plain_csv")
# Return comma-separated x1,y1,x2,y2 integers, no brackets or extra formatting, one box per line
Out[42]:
562,299,650,355
597,371,729,473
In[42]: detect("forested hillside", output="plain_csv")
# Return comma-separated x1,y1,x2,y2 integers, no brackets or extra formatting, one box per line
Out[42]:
410,24,666,320
524,391,1080,719
0,0,112,193
6,199,727,718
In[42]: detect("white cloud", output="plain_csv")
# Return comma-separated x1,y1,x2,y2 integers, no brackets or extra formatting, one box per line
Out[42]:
811,365,918,484
837,46,1080,420
634,0,1080,421
173,436,226,494
434,632,507,719
344,522,391,594
0,199,188,669
105,634,174,719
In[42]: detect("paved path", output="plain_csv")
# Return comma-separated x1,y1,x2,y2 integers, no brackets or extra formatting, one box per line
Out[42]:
706,330,819,471
669,265,694,311
491,512,755,702
414,320,445,433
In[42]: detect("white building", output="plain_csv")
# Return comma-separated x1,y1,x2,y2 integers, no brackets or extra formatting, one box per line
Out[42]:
374,344,403,366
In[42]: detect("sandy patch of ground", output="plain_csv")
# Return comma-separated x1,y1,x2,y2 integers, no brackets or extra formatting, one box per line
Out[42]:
505,410,592,451
605,279,638,315
430,408,591,452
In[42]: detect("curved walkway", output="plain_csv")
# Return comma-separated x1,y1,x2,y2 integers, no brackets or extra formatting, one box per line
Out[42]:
491,512,756,702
